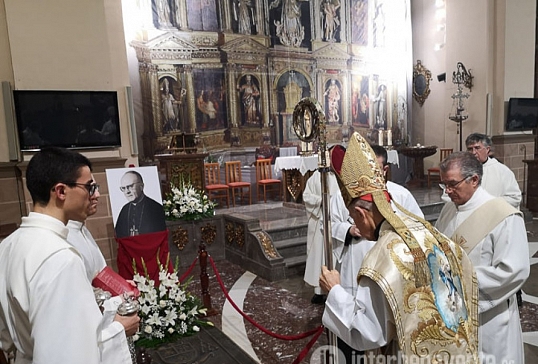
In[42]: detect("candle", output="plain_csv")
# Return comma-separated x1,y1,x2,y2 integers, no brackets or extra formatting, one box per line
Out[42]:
387,130,392,146
378,130,384,146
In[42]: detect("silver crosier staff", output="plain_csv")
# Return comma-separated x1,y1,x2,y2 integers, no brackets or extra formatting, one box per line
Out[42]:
292,97,339,363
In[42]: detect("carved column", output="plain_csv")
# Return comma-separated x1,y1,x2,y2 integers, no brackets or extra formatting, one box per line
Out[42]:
184,66,196,133
149,65,161,136
259,65,270,127
254,0,265,35
339,0,347,43
175,0,189,31
220,0,233,32
227,64,239,128
139,62,156,158
313,0,323,41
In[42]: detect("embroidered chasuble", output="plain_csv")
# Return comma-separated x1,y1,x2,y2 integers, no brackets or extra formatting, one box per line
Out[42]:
358,216,479,362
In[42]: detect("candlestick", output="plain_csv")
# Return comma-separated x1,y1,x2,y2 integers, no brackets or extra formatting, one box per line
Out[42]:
387,130,392,146
378,130,384,146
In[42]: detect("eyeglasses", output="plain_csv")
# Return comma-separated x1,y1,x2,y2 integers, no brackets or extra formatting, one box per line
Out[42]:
66,182,100,196
439,177,470,191
120,182,141,192
467,145,486,152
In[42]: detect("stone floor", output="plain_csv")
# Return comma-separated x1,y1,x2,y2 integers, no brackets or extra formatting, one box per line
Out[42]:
191,185,538,363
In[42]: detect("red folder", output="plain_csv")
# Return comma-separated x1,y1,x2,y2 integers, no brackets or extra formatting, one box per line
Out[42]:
92,266,140,298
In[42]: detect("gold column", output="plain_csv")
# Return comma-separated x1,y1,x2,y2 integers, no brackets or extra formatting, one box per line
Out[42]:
184,66,196,133
176,0,189,31
227,64,239,128
148,64,161,137
259,66,270,127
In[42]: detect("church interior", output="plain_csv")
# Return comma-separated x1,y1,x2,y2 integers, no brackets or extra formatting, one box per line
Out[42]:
1,0,538,362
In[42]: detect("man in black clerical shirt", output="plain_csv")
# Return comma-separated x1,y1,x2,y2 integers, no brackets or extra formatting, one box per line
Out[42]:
114,171,166,238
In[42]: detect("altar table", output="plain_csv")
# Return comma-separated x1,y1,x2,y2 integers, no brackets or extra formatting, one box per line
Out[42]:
274,155,318,203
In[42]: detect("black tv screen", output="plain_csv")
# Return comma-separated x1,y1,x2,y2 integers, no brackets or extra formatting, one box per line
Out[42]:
506,97,538,131
13,90,121,151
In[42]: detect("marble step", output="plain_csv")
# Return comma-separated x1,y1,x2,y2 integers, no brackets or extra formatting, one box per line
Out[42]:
273,236,307,259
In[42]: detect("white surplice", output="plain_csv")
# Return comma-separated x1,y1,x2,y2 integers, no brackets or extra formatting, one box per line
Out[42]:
0,213,131,364
66,220,132,364
66,220,107,282
436,187,529,363
302,170,341,289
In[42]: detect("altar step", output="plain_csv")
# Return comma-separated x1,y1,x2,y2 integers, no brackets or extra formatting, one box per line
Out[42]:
265,225,308,278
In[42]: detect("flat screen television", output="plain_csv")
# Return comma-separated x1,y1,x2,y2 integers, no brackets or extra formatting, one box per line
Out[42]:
506,97,538,131
13,90,121,151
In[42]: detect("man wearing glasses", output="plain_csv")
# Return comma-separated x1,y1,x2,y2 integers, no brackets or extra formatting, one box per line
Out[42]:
435,151,529,363
0,147,139,363
115,170,166,238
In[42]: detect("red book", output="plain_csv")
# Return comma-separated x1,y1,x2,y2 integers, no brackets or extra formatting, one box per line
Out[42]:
92,266,140,298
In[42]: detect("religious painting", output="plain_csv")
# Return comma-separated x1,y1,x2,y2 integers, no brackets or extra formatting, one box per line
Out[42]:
187,0,218,31
371,76,390,130
323,78,342,125
427,245,468,331
268,0,312,49
351,74,370,127
106,166,165,238
275,70,311,114
351,0,368,45
231,0,257,35
159,76,187,134
237,74,262,127
193,68,227,131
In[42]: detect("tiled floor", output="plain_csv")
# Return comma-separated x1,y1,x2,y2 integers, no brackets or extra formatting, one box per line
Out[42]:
205,186,538,363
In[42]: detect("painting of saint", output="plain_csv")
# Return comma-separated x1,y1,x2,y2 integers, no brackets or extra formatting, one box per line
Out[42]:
193,69,227,131
351,75,369,127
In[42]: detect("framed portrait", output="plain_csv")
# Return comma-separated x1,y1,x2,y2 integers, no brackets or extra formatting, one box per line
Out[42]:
106,166,164,227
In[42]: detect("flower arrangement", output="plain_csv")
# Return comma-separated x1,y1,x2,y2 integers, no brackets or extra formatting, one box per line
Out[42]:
132,258,211,348
162,177,216,221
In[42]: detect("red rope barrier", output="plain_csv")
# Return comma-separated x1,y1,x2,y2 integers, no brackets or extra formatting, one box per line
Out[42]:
209,256,323,341
291,325,325,364
178,256,199,283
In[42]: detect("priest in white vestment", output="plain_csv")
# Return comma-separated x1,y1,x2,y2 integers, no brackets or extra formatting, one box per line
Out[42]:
0,148,137,364
66,175,136,364
441,132,521,209
435,151,529,363
303,147,341,303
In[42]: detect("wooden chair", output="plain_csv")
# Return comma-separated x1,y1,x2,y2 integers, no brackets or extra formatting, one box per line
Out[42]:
225,161,251,206
255,158,281,203
204,163,229,208
427,148,453,187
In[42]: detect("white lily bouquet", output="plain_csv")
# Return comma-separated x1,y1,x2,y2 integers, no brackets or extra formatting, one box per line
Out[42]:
163,176,216,221
132,258,211,348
